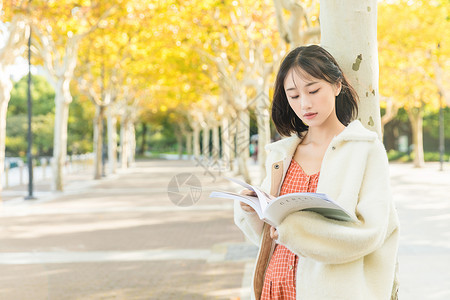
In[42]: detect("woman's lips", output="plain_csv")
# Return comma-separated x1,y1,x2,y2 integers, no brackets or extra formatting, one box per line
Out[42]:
304,113,317,119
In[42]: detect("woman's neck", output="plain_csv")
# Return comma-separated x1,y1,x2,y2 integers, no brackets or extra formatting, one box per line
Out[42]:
303,119,345,146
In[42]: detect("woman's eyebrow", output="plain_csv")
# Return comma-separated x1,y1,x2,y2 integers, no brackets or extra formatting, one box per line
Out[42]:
286,81,318,91
305,81,318,87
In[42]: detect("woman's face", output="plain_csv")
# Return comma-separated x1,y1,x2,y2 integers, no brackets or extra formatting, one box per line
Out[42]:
284,68,341,128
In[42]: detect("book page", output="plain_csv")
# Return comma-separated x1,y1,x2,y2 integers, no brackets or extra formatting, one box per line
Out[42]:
224,177,275,212
303,208,353,222
209,191,264,219
263,193,354,226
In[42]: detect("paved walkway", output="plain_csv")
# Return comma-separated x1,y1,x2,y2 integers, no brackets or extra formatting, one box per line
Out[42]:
389,162,450,300
0,159,448,299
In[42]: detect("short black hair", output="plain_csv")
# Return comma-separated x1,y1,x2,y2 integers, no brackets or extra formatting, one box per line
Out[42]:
271,45,359,137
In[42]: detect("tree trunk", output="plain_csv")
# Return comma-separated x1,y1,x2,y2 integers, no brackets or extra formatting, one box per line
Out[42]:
380,97,399,136
93,105,105,179
0,15,28,191
186,131,193,159
120,117,129,169
236,110,251,183
177,132,183,159
221,117,233,170
0,100,7,192
52,80,72,190
225,117,237,172
128,121,136,166
107,110,117,174
0,70,13,192
320,0,382,138
193,124,201,159
140,122,147,156
407,107,425,168
256,85,271,184
202,126,210,158
212,125,220,162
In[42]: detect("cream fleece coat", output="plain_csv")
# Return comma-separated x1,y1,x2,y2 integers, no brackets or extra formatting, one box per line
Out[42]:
234,120,399,300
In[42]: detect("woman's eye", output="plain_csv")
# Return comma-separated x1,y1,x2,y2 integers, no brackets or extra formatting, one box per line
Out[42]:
310,89,320,94
290,95,299,99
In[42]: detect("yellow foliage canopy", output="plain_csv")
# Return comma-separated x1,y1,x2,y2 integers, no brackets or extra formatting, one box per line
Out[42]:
378,0,449,110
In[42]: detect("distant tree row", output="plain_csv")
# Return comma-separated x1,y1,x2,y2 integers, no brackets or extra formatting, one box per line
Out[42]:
0,0,448,192
6,75,93,157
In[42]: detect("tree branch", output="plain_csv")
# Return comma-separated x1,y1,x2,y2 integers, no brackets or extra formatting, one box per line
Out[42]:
380,96,399,127
0,15,29,65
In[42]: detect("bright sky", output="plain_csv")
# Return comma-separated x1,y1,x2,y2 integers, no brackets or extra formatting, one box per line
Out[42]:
1,21,37,82
9,57,31,82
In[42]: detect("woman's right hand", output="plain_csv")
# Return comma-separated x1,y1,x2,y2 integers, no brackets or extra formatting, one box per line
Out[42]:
239,189,256,213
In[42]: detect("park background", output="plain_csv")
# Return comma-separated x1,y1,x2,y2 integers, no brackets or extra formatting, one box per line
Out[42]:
0,0,449,299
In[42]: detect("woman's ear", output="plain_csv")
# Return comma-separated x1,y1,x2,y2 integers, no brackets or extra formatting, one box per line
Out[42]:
335,82,342,96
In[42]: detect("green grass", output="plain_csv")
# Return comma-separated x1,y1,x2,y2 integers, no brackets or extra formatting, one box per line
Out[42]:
387,150,450,162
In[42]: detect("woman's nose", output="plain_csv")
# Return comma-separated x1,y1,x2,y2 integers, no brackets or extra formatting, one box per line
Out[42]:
301,96,312,110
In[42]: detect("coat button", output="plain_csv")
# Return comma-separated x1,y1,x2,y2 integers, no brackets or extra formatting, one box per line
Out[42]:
332,146,336,150
274,164,280,169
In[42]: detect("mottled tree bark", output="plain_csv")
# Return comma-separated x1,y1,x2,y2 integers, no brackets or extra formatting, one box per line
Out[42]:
320,0,382,138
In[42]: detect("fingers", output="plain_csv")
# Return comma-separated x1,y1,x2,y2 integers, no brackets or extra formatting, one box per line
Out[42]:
240,189,257,197
239,190,257,213
270,226,278,240
240,202,255,213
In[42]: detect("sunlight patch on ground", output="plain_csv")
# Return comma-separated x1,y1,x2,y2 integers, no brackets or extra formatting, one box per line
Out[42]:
0,249,211,265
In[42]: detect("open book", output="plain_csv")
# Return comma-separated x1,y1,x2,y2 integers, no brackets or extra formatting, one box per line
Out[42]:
210,177,355,227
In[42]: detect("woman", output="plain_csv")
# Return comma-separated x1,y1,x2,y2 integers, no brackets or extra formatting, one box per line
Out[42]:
234,45,399,300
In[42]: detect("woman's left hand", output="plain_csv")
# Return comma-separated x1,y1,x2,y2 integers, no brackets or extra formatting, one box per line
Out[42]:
270,226,278,240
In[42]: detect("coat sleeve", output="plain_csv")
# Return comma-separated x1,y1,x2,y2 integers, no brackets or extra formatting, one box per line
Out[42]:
233,172,273,246
276,141,393,264
233,200,264,246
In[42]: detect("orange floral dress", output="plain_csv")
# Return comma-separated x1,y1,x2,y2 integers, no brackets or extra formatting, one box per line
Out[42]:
260,159,320,300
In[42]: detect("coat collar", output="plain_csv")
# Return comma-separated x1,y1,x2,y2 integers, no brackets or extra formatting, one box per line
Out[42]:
335,120,378,142
265,120,378,157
